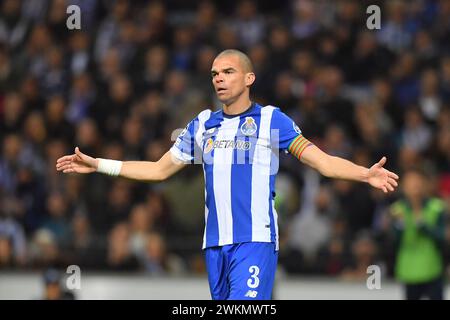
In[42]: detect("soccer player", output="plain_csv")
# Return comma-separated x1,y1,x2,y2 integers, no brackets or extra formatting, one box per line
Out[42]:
56,49,399,300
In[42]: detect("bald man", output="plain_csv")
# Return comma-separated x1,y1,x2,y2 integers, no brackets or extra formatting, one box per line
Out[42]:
57,49,399,300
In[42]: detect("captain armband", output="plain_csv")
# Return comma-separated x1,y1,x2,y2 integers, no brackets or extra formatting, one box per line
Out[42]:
288,135,314,160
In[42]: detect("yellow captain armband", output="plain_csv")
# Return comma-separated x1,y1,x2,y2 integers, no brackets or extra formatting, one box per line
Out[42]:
288,135,314,160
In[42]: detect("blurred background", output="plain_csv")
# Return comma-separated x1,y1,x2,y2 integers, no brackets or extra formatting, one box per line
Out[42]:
0,0,450,299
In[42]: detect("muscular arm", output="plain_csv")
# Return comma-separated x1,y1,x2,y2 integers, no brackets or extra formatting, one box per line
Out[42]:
290,138,399,193
119,150,186,181
56,147,187,182
300,145,369,182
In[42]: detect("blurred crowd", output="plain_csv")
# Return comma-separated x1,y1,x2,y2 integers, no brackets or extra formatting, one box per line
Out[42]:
1,0,450,283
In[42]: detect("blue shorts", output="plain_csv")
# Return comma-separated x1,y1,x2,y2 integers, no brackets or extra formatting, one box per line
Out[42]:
204,242,278,300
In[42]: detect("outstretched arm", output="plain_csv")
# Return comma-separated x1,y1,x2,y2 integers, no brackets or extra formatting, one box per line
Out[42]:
298,144,399,193
56,147,186,182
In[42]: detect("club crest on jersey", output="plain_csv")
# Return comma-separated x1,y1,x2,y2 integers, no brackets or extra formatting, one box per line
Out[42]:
240,117,257,136
204,138,214,153
293,122,301,134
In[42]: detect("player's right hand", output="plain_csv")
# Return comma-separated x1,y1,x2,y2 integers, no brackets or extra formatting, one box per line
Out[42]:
56,147,98,174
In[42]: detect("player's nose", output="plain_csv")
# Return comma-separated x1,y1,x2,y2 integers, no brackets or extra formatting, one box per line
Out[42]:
214,73,224,83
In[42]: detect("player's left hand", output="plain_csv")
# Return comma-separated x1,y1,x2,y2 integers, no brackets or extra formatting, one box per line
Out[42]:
367,156,399,193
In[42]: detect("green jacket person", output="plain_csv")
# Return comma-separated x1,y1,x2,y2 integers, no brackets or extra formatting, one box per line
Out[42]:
389,169,447,300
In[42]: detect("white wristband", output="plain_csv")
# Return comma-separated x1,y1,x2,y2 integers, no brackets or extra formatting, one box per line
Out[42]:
96,158,123,176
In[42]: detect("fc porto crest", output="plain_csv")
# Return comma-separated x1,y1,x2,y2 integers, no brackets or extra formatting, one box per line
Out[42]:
240,117,257,136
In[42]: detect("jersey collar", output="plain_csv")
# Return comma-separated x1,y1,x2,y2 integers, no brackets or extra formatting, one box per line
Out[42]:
222,102,256,119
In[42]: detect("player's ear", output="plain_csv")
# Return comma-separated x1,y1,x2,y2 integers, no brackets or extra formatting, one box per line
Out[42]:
245,72,255,86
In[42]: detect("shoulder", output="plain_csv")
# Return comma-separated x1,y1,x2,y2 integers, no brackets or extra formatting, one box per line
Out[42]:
188,109,214,125
260,104,279,114
264,105,291,120
256,105,282,122
196,108,214,120
265,105,300,130
198,108,214,119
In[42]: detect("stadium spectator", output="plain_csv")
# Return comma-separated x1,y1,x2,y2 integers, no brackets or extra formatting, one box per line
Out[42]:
140,231,186,276
340,231,380,281
40,268,76,300
104,222,139,272
386,169,447,299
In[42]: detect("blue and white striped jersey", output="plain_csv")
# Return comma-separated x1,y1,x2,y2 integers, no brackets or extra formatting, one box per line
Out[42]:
170,103,302,250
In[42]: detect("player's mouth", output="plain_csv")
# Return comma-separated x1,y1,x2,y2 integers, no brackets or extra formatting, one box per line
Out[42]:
217,87,227,94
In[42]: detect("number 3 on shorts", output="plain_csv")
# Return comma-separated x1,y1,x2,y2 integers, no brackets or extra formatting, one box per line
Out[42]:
247,265,260,289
